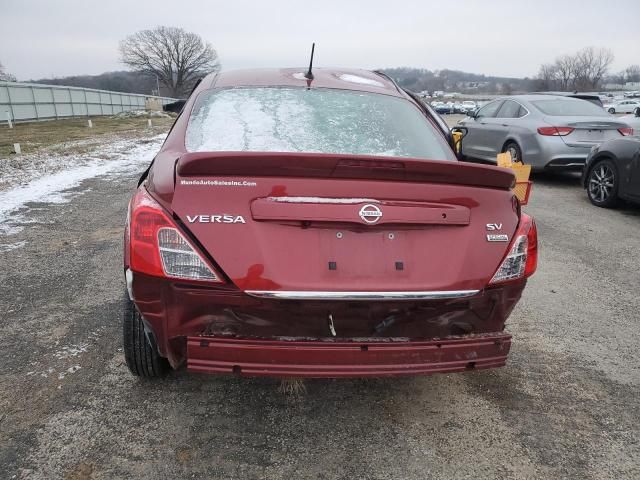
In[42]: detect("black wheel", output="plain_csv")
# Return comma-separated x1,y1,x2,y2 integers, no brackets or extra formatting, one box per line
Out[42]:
503,141,522,163
634,107,640,116
123,293,170,377
587,159,619,208
607,107,615,114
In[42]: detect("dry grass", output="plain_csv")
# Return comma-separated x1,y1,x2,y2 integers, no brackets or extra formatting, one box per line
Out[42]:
0,116,175,159
278,378,307,396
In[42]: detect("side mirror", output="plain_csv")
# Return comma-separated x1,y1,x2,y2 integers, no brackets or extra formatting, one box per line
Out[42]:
467,109,477,119
450,127,468,158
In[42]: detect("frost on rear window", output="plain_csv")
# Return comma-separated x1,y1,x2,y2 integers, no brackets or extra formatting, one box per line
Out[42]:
185,87,454,160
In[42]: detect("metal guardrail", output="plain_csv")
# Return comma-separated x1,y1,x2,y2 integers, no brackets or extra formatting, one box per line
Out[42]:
0,81,177,123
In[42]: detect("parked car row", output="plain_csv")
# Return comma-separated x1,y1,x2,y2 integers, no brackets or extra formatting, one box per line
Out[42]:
453,95,640,209
457,94,634,171
430,100,478,115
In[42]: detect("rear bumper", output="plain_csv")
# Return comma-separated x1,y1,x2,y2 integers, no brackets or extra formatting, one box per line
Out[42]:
186,333,512,378
544,156,588,170
525,136,591,170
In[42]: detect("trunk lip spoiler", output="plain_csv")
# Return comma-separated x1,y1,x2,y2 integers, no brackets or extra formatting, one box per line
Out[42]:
244,289,480,301
176,151,516,190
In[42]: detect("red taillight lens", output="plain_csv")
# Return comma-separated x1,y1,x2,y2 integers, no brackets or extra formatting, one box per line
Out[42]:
537,126,575,136
489,214,538,285
128,188,223,282
618,127,633,136
524,217,538,277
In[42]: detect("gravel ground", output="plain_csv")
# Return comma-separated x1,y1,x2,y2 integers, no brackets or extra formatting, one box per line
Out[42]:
0,128,638,479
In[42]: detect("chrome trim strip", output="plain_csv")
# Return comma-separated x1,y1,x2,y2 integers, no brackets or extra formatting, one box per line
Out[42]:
547,162,586,167
244,289,480,301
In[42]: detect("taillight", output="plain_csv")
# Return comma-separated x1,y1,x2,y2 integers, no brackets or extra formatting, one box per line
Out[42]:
537,126,575,136
618,127,633,136
489,214,537,284
128,188,223,282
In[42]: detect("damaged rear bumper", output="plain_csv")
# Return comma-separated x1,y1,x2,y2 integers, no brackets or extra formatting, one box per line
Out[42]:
186,333,511,378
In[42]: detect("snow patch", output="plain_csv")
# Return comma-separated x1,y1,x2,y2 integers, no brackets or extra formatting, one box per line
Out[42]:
54,344,89,360
58,365,81,380
338,74,384,87
0,240,26,253
0,135,164,246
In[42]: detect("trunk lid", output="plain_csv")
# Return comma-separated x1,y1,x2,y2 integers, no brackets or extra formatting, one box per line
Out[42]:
546,116,627,147
170,153,518,293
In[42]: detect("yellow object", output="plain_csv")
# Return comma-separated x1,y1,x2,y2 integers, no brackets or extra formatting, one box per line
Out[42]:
512,182,531,203
496,152,532,203
451,130,464,154
496,152,512,168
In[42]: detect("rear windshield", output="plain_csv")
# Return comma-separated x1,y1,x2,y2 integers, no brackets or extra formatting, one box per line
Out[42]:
531,99,606,116
185,87,455,160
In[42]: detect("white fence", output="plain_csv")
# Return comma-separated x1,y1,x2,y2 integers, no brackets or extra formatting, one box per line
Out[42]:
0,81,177,122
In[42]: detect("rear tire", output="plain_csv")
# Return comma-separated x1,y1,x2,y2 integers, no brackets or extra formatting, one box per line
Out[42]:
586,159,619,208
502,141,522,163
123,293,170,377
608,107,615,114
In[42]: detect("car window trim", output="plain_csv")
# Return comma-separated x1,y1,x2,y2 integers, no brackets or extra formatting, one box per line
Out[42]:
477,100,504,119
513,99,530,119
493,99,530,119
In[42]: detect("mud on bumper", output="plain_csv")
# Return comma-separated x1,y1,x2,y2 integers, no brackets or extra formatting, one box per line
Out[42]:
186,333,511,378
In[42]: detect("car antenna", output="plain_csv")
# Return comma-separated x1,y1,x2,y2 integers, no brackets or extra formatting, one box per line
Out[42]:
304,43,315,80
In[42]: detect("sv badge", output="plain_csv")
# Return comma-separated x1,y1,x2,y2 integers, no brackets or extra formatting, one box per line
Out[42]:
486,223,503,231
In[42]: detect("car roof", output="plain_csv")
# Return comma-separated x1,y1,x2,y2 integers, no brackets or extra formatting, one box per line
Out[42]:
531,91,601,99
504,94,596,102
202,68,404,97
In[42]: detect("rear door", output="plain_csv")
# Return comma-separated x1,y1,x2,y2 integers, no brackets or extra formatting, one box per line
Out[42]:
492,100,528,153
619,101,638,114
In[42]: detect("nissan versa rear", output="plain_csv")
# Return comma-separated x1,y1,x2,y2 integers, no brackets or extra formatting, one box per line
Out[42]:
123,68,537,378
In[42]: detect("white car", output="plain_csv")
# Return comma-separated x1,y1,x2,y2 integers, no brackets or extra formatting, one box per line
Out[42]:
461,101,477,112
604,100,640,114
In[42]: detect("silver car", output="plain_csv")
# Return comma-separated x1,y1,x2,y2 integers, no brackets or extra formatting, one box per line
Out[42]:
459,95,633,171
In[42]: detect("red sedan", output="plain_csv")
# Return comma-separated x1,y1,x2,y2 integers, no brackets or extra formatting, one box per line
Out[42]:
123,68,537,378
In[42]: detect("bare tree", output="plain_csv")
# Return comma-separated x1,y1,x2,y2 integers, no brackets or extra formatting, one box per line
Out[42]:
554,55,577,90
623,65,640,84
537,47,614,92
119,26,219,97
536,63,558,91
573,47,614,90
0,61,17,82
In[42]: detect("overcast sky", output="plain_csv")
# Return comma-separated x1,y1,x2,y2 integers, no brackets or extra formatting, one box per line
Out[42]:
2,0,639,80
